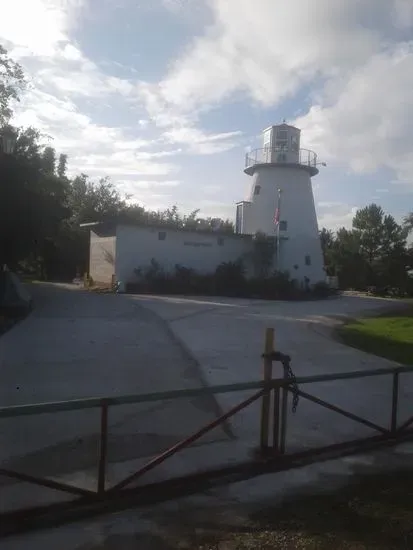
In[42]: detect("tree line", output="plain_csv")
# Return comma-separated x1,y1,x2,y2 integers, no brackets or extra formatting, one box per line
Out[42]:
0,45,233,280
320,204,413,295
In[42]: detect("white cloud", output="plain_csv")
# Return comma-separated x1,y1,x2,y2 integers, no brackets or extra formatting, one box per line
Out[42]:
317,201,345,209
317,204,358,231
162,126,242,154
0,0,87,58
295,42,413,183
141,0,409,116
137,0,413,182
114,179,182,207
12,89,178,178
4,0,413,221
2,0,182,187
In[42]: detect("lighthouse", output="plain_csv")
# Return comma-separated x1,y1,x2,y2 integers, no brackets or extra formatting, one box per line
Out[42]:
236,123,325,285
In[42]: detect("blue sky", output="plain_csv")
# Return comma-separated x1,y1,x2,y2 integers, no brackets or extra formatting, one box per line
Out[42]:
1,0,413,230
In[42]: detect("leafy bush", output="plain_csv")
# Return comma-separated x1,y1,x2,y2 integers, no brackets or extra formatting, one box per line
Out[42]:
171,264,198,294
214,260,246,296
312,281,333,298
127,260,332,300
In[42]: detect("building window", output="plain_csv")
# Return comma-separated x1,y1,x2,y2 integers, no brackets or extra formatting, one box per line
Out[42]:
279,220,287,231
276,129,288,152
158,231,166,241
305,255,311,266
291,136,298,152
254,185,261,195
217,237,224,246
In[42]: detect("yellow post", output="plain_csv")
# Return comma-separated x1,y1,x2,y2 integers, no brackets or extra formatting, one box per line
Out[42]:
260,327,274,451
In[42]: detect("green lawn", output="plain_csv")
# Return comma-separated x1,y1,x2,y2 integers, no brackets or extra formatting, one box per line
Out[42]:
337,309,413,365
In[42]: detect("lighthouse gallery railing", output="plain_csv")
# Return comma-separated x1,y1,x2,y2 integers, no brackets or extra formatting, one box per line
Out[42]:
245,147,318,169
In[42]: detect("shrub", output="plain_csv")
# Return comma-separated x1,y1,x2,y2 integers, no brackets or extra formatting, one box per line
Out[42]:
247,270,298,300
128,260,332,301
172,264,198,294
133,258,170,293
215,260,246,296
311,281,333,299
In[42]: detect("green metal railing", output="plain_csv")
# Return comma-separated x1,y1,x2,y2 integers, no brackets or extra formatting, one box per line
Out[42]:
1,339,413,537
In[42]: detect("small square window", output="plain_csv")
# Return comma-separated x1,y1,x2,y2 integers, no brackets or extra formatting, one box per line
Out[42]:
254,185,261,195
305,255,311,266
158,231,166,241
279,220,287,231
217,237,224,246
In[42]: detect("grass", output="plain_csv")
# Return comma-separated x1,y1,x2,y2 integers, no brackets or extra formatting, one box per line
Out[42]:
337,308,413,365
133,470,413,549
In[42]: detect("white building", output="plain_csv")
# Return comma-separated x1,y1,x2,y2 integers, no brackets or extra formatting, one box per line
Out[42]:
88,223,253,287
236,123,325,284
87,123,326,289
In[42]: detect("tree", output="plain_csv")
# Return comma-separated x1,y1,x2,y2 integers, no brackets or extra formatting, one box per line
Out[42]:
250,231,276,278
404,212,413,234
0,44,26,124
41,146,56,174
352,204,407,264
319,228,335,275
57,153,68,179
319,204,411,293
0,128,69,273
333,228,369,289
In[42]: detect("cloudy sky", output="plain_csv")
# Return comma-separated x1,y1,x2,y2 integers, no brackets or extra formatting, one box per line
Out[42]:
1,0,413,229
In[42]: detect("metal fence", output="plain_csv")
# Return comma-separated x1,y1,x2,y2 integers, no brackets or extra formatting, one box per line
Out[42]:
245,147,318,169
1,328,413,535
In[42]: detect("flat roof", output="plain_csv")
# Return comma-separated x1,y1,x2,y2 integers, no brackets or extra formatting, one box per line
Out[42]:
86,220,253,240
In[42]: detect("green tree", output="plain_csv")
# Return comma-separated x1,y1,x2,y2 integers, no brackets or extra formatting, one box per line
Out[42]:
404,212,413,234
68,174,127,224
352,204,407,266
41,146,56,174
250,231,276,278
319,228,336,275
57,153,68,179
0,44,26,124
0,128,69,272
320,204,410,292
333,228,368,289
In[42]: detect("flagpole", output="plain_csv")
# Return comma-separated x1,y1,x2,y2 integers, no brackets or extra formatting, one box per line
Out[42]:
276,188,282,271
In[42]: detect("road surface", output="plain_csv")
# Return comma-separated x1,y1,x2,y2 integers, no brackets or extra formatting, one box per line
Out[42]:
0,284,227,512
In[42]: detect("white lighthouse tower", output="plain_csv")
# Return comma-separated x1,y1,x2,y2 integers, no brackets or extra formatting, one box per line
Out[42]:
236,123,325,285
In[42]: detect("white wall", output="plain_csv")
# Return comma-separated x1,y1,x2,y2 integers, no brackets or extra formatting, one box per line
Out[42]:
89,231,116,284
115,225,252,284
244,165,325,284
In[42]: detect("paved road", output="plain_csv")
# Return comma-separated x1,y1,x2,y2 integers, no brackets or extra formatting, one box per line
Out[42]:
132,293,412,451
0,284,227,512
2,290,413,548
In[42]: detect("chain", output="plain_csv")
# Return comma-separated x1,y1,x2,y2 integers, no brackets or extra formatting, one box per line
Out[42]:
282,356,299,414
261,351,299,413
